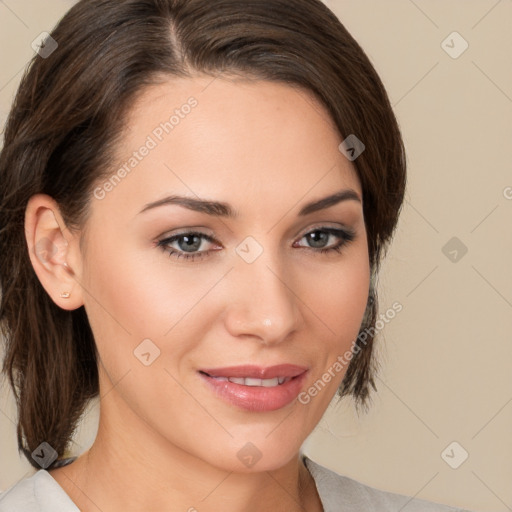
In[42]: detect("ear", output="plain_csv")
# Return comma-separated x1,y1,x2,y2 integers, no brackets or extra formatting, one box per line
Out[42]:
24,194,84,310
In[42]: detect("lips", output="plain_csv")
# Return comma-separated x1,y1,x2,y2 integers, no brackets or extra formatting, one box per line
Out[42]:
198,364,308,412
199,364,307,380
207,376,289,387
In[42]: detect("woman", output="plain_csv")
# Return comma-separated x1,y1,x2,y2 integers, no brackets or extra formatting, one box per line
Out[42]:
0,0,475,510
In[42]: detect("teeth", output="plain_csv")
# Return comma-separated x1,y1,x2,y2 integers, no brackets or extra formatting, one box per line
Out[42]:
243,377,267,387
211,376,291,386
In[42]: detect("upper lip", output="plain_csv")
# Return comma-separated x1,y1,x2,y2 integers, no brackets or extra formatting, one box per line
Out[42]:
199,364,308,379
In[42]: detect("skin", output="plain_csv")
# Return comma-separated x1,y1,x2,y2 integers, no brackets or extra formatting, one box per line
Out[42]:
25,75,370,512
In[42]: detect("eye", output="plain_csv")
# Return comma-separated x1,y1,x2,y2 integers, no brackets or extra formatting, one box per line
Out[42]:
293,227,356,255
156,226,356,262
156,231,220,262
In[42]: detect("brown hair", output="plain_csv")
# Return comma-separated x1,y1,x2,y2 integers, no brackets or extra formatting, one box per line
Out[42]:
0,0,406,470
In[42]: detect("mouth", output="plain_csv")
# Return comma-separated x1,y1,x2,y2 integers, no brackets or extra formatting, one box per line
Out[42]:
198,364,308,412
200,375,292,387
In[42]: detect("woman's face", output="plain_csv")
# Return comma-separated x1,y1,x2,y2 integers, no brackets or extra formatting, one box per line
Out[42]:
77,76,370,472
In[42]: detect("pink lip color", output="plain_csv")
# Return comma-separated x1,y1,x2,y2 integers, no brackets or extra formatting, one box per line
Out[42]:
198,364,308,412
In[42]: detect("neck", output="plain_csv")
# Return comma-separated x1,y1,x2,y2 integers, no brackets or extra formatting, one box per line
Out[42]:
49,393,322,512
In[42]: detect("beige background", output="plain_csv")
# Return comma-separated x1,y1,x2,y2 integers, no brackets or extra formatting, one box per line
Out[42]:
1,1,511,511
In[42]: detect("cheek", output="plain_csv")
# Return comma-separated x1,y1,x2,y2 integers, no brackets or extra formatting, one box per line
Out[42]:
293,263,369,421
306,253,370,344
79,230,225,371
82,220,369,361
296,243,370,392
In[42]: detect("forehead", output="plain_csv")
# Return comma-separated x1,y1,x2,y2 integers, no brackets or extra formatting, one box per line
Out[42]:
95,75,361,219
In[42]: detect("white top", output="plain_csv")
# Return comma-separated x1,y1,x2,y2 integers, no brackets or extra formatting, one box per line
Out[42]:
0,456,474,511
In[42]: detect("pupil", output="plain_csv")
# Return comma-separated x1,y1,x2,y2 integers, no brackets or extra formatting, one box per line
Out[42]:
179,235,201,252
308,231,327,248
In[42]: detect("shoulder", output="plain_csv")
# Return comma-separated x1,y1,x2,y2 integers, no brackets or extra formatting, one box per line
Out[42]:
0,469,79,512
303,456,475,512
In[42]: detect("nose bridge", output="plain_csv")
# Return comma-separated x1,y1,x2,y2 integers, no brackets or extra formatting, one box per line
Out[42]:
225,240,301,343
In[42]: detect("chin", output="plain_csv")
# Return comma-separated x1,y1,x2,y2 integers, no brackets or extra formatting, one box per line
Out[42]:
204,436,304,475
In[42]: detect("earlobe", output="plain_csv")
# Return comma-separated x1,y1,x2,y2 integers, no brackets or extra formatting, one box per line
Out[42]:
25,194,84,311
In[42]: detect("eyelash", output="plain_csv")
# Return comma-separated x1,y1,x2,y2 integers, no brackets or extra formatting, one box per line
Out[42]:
156,227,356,262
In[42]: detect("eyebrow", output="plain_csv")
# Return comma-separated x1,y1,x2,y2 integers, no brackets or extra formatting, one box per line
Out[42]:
139,189,361,217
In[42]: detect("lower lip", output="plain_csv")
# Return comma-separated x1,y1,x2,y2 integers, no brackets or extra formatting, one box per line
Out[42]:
199,371,308,412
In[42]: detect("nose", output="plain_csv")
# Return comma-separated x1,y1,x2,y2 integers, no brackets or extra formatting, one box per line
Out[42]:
223,254,303,345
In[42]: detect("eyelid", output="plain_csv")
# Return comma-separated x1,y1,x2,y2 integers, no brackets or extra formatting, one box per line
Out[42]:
157,222,353,246
296,222,353,237
158,226,216,238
